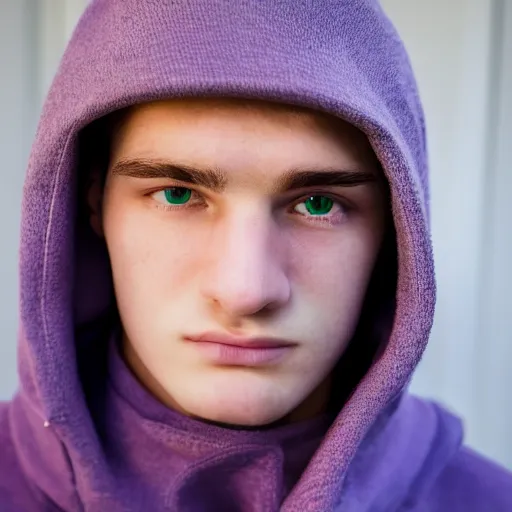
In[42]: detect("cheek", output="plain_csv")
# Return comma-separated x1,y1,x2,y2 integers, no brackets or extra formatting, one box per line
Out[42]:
288,221,382,335
102,200,205,312
292,222,380,288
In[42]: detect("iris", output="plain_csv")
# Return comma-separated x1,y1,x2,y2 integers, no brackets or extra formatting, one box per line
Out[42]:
303,196,333,216
164,188,192,205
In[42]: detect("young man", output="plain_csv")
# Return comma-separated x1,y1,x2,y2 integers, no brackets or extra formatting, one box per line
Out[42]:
1,1,511,510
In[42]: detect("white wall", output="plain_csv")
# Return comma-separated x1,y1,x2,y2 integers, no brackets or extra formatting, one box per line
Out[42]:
380,0,512,468
0,1,38,399
0,0,89,399
475,0,512,469
1,0,511,468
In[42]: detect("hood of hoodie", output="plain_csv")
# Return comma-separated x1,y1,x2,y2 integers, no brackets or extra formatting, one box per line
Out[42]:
9,0,463,510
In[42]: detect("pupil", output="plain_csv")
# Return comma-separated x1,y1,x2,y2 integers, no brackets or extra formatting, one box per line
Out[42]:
305,196,333,215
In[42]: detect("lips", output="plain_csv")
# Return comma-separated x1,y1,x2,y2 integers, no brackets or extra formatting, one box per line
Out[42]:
184,332,296,366
185,332,296,349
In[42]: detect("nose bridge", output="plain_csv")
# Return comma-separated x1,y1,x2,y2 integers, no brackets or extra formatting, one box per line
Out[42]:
226,211,273,277
202,207,289,315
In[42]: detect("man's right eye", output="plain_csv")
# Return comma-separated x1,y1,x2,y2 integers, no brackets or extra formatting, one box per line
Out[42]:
153,187,193,205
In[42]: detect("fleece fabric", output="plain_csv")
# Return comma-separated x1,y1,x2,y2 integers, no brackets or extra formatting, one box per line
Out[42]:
1,0,512,510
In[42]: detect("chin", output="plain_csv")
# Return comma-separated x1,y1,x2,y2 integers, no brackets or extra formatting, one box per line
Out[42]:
173,375,297,428
193,405,286,428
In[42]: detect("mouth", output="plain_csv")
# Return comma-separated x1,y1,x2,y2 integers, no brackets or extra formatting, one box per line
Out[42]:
183,332,297,367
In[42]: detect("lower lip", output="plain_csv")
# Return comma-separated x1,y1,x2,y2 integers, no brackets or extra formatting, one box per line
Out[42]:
190,341,292,366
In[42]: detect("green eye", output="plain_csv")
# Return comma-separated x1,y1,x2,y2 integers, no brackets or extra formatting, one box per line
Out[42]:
163,188,192,205
302,196,334,216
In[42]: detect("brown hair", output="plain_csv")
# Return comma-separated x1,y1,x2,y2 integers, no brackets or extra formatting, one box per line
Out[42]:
76,108,129,225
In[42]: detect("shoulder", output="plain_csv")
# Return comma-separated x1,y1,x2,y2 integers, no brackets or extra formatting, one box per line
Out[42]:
0,401,52,512
418,445,512,511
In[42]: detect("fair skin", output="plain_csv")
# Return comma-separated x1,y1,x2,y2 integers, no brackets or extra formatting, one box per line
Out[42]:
89,98,387,427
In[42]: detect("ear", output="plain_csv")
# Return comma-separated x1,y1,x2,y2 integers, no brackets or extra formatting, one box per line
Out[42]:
87,170,104,237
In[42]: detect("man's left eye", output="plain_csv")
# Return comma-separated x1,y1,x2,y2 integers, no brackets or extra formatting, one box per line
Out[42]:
294,195,338,216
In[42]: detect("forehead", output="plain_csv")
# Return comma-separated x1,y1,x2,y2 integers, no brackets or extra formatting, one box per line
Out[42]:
111,98,379,175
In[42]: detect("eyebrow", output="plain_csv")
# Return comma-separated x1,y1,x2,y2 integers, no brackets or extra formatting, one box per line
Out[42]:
110,158,378,193
111,159,227,190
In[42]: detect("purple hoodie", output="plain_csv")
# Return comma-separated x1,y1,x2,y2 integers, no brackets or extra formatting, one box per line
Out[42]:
1,0,512,510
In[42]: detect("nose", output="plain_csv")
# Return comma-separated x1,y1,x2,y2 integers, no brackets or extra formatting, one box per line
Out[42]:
201,211,291,318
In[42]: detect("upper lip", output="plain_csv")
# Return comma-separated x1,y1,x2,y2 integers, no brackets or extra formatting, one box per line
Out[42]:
184,332,297,349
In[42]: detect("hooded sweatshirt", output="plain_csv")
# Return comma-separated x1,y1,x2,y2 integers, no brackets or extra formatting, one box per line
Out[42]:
1,0,512,511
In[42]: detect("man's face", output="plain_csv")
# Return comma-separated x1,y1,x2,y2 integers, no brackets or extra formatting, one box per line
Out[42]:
98,98,387,426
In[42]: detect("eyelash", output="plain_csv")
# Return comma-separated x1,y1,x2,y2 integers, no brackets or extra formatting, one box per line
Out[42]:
148,187,349,225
